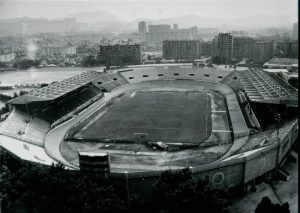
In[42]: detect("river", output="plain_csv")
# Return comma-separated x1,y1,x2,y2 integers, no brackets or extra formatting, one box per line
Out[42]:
0,66,104,98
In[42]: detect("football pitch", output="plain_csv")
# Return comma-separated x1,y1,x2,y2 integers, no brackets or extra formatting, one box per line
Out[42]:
74,91,212,144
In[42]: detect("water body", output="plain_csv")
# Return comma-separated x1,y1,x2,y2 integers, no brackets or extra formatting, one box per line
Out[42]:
0,66,104,86
0,66,104,97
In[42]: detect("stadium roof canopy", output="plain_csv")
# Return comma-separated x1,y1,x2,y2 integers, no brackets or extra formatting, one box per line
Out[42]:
8,70,103,105
237,68,298,107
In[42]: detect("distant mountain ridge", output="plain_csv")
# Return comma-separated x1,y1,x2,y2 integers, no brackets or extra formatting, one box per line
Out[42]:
68,10,124,23
0,10,297,36
66,10,297,31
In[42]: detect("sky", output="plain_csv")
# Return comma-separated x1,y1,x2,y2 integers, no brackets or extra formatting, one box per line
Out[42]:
0,0,297,21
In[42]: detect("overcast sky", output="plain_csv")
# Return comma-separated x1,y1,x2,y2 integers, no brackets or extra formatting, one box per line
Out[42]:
0,0,297,21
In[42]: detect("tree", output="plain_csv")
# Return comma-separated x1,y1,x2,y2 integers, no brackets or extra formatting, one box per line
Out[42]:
13,59,40,69
149,169,229,213
81,55,96,67
0,61,8,68
212,56,222,64
0,148,126,213
255,196,290,213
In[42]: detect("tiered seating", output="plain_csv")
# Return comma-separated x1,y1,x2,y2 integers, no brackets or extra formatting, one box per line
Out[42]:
237,120,295,153
23,118,50,145
220,71,243,91
120,66,233,84
0,109,50,146
0,109,29,137
38,85,101,123
93,73,128,91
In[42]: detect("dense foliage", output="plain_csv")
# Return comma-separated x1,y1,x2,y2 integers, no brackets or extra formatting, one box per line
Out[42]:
1,149,231,213
13,59,40,69
0,148,126,213
255,196,290,213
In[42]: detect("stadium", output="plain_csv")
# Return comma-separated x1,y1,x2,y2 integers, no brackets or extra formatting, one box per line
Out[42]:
0,65,298,195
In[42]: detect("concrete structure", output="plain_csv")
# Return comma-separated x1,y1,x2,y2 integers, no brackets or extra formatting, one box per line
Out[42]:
274,40,298,58
98,44,141,66
79,152,110,179
138,21,147,41
0,65,298,199
200,41,213,56
232,37,255,59
252,41,273,64
263,57,298,69
293,22,298,40
163,40,201,61
42,45,76,56
145,24,198,45
0,53,15,62
213,33,233,64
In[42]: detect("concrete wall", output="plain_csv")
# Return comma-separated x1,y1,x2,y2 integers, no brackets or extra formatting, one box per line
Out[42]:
109,120,297,197
119,67,233,84
62,69,297,197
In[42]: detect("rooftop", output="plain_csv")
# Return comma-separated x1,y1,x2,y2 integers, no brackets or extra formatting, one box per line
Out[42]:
8,70,103,104
236,67,298,106
264,57,298,66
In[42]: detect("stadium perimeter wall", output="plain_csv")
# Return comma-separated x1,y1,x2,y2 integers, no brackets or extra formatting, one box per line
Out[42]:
109,120,297,198
57,69,294,197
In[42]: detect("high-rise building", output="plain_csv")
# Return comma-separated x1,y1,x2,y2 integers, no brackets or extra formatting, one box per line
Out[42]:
148,24,171,33
252,41,273,64
173,24,178,30
200,41,213,56
138,21,147,41
273,40,298,58
145,24,198,45
232,37,255,59
163,40,201,61
213,33,233,63
98,44,141,66
293,22,298,40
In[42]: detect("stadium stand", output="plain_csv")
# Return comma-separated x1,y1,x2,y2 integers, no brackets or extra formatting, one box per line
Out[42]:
236,67,298,106
220,71,243,91
0,109,50,146
38,85,101,123
237,119,297,154
8,71,103,105
92,72,128,92
120,67,233,84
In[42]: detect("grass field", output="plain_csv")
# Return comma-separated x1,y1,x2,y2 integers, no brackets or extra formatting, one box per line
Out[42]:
74,91,212,144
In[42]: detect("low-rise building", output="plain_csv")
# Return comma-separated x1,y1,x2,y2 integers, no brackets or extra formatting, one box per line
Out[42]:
263,57,298,69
